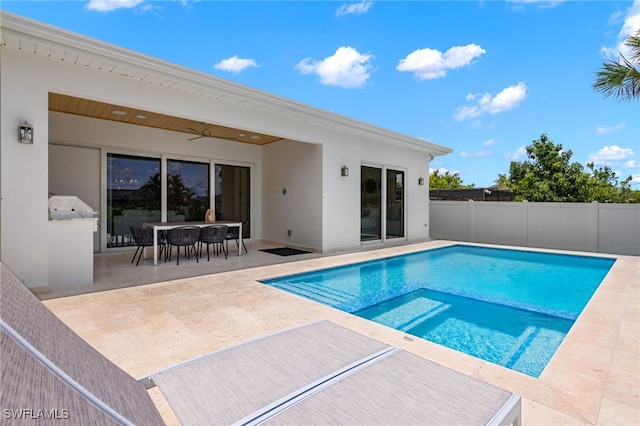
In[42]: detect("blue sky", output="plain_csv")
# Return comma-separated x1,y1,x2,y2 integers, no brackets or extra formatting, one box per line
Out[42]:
3,0,639,187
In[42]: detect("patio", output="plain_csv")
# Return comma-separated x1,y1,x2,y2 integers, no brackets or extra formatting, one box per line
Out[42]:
37,240,639,424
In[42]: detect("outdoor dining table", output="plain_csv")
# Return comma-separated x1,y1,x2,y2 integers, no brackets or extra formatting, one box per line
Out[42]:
143,221,243,266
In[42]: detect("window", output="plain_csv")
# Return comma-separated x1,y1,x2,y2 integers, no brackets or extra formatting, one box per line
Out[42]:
106,153,161,247
166,159,210,223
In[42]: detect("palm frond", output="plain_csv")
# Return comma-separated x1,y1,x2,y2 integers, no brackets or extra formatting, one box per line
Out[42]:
624,31,640,64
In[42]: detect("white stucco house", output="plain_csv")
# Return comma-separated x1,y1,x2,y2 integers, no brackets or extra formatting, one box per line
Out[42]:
0,11,452,290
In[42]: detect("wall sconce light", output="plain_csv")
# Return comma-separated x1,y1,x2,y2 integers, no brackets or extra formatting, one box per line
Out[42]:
341,166,349,177
19,121,33,144
418,177,425,185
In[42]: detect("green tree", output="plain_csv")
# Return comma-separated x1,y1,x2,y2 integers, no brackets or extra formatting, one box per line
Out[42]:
429,170,474,189
505,134,588,202
585,163,640,203
501,134,639,203
593,30,640,101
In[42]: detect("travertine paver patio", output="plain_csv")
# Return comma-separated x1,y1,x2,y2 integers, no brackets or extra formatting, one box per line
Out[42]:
40,240,639,425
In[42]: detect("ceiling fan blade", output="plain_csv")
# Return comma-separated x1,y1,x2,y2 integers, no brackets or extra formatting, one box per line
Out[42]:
188,135,204,140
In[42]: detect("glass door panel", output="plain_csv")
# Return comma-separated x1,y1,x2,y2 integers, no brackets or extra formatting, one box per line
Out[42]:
386,169,405,238
167,159,210,222
361,166,382,241
215,164,250,238
106,153,161,247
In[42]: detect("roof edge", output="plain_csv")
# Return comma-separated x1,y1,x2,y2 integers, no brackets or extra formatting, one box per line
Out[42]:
1,11,452,155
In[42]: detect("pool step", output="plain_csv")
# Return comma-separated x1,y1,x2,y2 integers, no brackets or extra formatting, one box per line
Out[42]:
361,294,450,332
271,281,357,307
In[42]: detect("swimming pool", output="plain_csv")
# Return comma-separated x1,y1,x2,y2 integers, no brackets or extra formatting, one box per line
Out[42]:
261,245,616,377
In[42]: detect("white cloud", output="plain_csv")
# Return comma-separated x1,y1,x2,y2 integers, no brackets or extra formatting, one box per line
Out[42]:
624,160,640,168
214,56,258,73
460,150,491,158
505,146,527,161
86,0,144,12
396,44,485,81
336,1,373,16
620,0,640,39
429,167,459,175
506,0,565,8
596,121,626,135
296,46,373,89
602,0,640,61
482,138,497,147
455,82,527,120
588,145,635,166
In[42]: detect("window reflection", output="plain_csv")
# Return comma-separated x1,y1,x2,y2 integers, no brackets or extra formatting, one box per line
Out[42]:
361,166,382,241
215,164,250,238
166,159,210,222
106,154,161,247
106,155,251,249
386,169,404,238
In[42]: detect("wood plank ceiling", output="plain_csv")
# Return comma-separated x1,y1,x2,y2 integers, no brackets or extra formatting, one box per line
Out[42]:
48,93,284,145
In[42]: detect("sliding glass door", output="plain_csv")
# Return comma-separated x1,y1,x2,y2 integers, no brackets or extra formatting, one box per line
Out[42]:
361,166,382,241
166,159,210,223
386,169,404,239
106,153,252,248
214,164,250,238
106,153,161,247
361,165,405,242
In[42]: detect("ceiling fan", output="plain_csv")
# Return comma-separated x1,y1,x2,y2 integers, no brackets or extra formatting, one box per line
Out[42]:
188,125,216,140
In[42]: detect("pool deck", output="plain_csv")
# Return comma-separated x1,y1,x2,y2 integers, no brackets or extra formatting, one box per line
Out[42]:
40,240,639,425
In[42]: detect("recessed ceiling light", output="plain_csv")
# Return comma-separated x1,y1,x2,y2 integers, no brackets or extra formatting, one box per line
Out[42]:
238,133,246,137
250,135,260,140
111,110,127,116
135,115,147,119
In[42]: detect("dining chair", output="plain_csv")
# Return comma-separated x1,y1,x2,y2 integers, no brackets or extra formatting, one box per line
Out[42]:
225,223,248,254
199,225,228,261
166,226,201,265
129,225,166,266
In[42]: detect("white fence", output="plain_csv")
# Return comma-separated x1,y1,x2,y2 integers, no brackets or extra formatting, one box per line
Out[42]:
429,201,640,256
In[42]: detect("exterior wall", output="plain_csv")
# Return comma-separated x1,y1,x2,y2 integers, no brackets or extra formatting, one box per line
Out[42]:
321,137,432,253
262,140,322,250
430,200,640,256
49,143,101,252
1,48,51,287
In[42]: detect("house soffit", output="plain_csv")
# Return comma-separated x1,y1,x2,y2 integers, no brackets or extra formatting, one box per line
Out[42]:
48,93,284,145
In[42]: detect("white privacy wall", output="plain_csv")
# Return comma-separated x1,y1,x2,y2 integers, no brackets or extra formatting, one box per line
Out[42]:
430,200,640,256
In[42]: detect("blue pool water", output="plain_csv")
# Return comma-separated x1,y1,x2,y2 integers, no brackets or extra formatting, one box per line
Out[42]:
261,245,615,377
